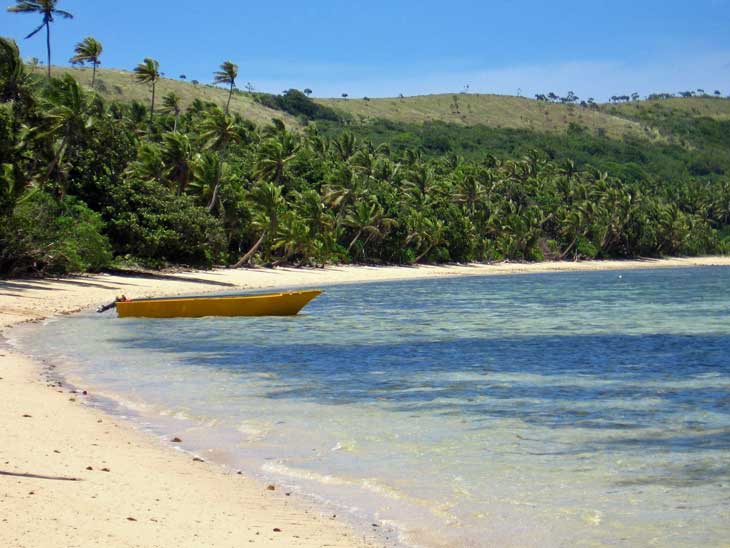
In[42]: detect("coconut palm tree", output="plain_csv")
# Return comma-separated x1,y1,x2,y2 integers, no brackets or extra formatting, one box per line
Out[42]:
69,36,103,89
234,182,284,267
254,135,299,185
38,73,94,192
213,61,238,115
343,198,395,258
272,210,310,265
159,131,195,195
199,107,243,212
190,152,227,212
160,91,182,131
133,58,160,123
0,37,33,104
7,0,73,79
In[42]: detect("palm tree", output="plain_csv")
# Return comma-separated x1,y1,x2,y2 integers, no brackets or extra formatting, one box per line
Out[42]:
133,58,160,122
254,135,299,185
272,210,310,265
160,91,182,131
190,152,227,211
159,131,195,195
69,36,103,89
7,0,73,79
213,61,238,115
0,37,33,104
38,73,94,192
234,182,284,267
199,107,242,212
343,198,395,258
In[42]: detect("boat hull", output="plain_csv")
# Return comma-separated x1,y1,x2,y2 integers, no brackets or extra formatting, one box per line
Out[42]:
115,290,322,318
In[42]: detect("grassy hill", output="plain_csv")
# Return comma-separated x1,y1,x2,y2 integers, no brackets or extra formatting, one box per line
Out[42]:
51,66,299,127
315,93,661,141
604,96,730,121
55,65,730,148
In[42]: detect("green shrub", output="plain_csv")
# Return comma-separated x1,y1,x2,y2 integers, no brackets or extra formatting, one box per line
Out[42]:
103,177,227,267
0,191,112,276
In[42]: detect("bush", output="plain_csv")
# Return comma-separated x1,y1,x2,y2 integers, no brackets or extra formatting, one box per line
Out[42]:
103,177,227,267
253,89,340,121
0,191,112,276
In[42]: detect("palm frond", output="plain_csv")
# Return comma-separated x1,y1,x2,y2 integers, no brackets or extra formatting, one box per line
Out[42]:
23,21,45,39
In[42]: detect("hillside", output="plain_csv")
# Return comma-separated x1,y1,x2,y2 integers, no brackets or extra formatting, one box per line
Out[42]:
604,96,730,121
315,93,662,140
52,65,730,181
3,44,729,276
56,66,730,149
51,66,299,127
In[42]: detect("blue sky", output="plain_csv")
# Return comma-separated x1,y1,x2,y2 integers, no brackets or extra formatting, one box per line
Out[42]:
2,0,729,100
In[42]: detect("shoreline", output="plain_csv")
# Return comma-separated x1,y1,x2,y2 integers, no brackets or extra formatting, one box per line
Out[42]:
2,257,730,548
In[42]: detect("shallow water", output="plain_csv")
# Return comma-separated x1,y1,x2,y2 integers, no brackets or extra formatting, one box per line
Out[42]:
14,267,730,547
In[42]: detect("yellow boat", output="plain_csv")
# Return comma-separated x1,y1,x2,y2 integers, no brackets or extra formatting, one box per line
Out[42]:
114,289,323,318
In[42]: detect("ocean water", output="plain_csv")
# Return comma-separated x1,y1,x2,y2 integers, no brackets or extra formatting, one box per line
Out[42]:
13,267,730,547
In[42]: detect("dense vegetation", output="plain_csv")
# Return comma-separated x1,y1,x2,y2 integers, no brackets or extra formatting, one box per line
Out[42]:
317,118,730,183
1,31,729,276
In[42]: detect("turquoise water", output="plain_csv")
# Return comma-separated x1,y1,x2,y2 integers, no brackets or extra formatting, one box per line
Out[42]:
14,267,730,547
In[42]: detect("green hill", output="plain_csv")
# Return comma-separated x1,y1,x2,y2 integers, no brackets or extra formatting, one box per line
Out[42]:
604,96,730,121
54,65,730,182
315,93,662,141
56,65,730,148
52,66,299,127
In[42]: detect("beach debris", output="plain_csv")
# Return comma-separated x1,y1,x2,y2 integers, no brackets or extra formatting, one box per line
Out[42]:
266,484,275,491
285,492,291,496
101,467,110,472
273,528,281,532
53,449,60,454
86,466,93,470
83,390,88,395
171,437,182,443
69,397,76,402
126,517,137,522
193,457,204,462
22,414,32,418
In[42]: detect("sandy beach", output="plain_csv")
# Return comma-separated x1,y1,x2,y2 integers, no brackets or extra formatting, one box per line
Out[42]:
2,257,729,548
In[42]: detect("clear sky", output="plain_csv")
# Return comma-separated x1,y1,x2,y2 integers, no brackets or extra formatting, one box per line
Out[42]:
2,0,729,100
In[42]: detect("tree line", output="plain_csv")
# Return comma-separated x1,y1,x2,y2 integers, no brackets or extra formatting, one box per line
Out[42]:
1,1,729,275
2,34,729,275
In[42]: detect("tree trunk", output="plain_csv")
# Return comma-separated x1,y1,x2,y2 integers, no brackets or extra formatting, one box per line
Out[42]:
559,238,577,260
46,134,69,182
91,62,97,89
226,83,233,115
234,231,267,268
150,81,156,123
415,244,433,263
347,229,363,252
207,182,220,212
45,22,51,78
